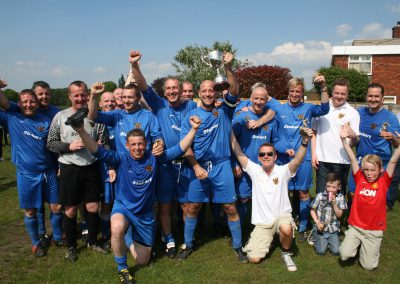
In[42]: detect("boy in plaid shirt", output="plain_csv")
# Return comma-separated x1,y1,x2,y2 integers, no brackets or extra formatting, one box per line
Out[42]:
310,173,347,255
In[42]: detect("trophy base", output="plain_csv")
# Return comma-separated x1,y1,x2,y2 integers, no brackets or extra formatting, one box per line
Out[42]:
213,81,230,92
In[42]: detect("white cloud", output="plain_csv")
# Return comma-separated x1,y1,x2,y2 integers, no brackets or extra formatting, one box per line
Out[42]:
336,24,352,37
240,41,333,88
93,66,107,73
50,66,69,77
356,22,391,39
389,4,400,13
140,62,175,82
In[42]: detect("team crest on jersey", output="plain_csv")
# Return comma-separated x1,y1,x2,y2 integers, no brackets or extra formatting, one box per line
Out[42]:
145,165,153,172
36,126,45,132
297,114,304,120
134,123,142,129
213,111,219,117
235,110,242,116
338,113,345,119
370,123,377,130
263,125,269,131
371,183,378,190
273,177,279,185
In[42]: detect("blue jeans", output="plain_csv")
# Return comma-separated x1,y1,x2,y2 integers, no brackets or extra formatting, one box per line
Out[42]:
314,225,340,255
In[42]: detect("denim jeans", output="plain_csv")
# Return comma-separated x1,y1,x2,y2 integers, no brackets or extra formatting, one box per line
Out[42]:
313,224,340,255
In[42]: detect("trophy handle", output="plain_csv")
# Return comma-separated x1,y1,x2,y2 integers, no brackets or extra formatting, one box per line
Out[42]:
201,55,211,67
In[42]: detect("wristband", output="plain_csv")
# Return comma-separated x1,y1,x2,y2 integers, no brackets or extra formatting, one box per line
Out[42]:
320,88,328,92
301,142,309,147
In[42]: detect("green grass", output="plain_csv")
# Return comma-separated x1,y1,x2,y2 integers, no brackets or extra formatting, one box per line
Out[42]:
1,145,400,283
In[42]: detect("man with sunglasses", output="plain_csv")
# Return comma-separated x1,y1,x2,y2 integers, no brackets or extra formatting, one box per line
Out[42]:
231,126,313,271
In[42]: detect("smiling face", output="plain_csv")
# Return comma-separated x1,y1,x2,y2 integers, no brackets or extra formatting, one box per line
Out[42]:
331,85,348,108
19,92,38,117
122,88,140,112
33,86,51,109
366,87,384,113
164,78,181,106
258,144,277,173
182,82,194,100
126,135,147,160
68,83,88,111
99,92,116,112
250,87,269,114
199,80,216,110
288,84,304,106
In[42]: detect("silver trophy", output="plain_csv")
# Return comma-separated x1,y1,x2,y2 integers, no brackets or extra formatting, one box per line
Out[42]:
201,50,230,91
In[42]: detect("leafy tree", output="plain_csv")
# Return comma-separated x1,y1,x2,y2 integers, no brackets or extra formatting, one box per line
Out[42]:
2,89,19,102
102,81,117,93
51,88,69,107
173,41,245,89
151,77,166,98
118,74,126,88
235,65,292,99
314,66,369,102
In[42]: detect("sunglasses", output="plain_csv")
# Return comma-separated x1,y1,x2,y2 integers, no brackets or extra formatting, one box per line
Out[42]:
258,151,274,157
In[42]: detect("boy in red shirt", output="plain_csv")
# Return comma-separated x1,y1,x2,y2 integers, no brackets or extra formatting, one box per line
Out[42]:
339,124,400,270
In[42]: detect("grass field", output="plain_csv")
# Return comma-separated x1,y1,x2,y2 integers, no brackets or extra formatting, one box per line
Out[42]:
1,145,400,283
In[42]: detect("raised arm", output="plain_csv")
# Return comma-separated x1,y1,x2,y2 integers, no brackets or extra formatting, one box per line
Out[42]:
179,116,201,152
288,127,313,175
386,132,400,177
0,79,10,110
340,124,359,174
72,123,99,153
129,50,148,92
314,74,329,104
230,131,249,169
223,53,239,97
88,82,105,121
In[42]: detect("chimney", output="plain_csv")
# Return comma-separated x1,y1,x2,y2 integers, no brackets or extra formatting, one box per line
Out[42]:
393,21,400,39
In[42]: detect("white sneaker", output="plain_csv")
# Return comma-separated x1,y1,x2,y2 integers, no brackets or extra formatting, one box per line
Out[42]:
281,250,297,272
307,228,316,246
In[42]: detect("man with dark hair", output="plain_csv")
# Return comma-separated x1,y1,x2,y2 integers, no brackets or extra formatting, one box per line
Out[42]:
47,81,109,261
0,80,62,257
71,113,201,284
312,78,360,196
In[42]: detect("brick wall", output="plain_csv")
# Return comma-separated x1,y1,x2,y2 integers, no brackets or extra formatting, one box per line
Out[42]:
332,55,348,68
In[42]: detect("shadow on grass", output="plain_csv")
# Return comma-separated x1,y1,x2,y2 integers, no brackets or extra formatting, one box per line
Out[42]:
0,180,17,192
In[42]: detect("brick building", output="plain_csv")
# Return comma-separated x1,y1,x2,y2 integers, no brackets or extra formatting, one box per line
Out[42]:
331,22,400,104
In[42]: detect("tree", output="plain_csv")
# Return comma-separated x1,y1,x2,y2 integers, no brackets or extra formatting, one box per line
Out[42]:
172,41,245,89
51,88,69,107
151,77,166,98
2,89,19,102
118,74,126,88
314,66,369,102
235,65,292,99
102,81,117,93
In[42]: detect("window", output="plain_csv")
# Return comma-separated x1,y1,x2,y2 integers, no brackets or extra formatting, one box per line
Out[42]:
348,55,372,75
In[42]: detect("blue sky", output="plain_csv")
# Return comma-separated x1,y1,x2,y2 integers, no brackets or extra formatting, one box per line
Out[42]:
1,0,400,91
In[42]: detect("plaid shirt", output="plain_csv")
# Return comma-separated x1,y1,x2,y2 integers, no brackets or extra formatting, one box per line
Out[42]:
310,192,347,233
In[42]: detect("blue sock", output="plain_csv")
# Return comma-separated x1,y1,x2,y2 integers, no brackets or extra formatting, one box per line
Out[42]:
51,212,63,241
24,215,40,246
236,200,249,226
184,216,198,248
100,215,111,240
114,255,128,271
124,225,133,248
299,198,310,232
164,233,175,244
37,206,46,235
228,220,242,249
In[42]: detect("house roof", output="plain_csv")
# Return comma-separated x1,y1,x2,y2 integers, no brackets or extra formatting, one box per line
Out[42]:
352,39,400,46
332,45,400,55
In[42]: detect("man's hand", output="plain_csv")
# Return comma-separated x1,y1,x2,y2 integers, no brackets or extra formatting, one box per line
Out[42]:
152,139,164,156
194,165,208,180
0,78,7,89
108,169,116,183
380,131,394,141
233,166,243,178
129,50,142,66
300,127,313,143
340,123,352,139
69,139,85,151
223,52,234,67
90,82,105,98
313,73,327,89
286,149,295,157
189,115,202,130
311,154,319,170
247,120,260,129
316,220,325,232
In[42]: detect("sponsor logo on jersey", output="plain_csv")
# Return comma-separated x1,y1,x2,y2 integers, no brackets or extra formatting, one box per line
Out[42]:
359,187,377,197
284,125,298,129
338,113,345,119
203,124,219,134
252,135,267,140
359,132,371,139
23,131,42,140
132,177,152,186
273,177,279,185
171,124,181,131
134,122,142,129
